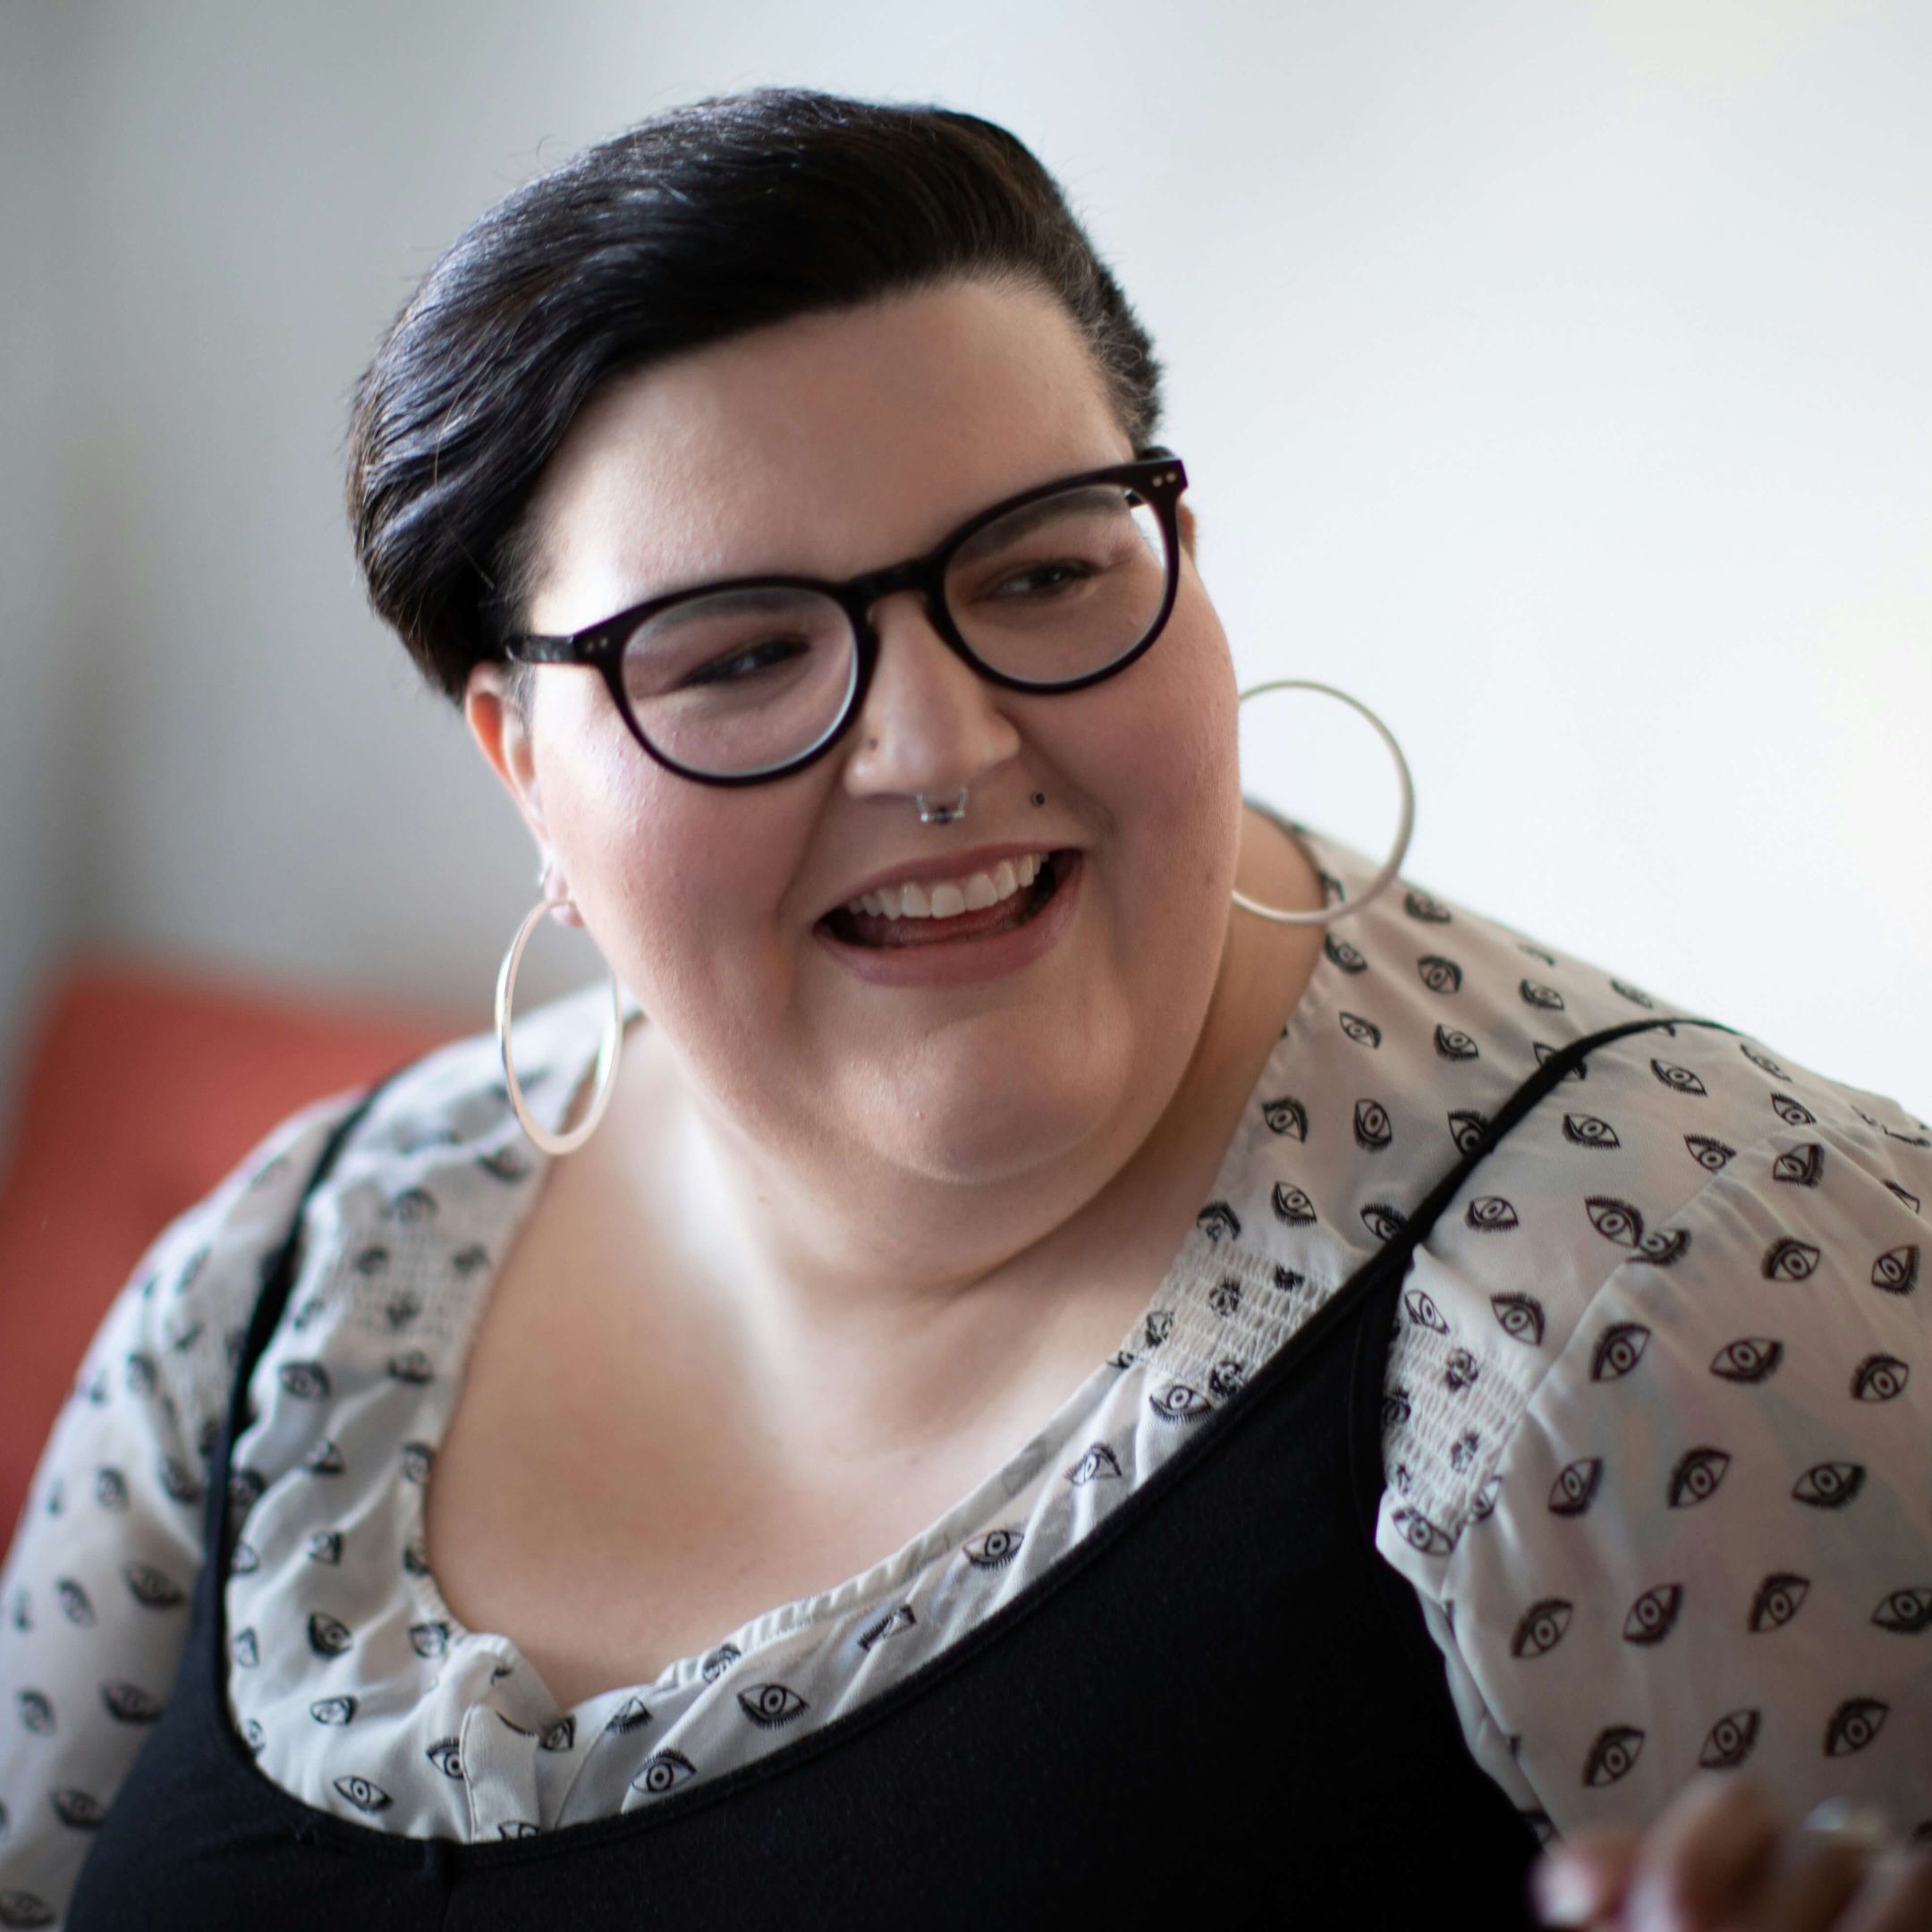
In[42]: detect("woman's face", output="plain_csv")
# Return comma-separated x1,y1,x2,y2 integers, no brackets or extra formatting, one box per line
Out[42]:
468,276,1244,1193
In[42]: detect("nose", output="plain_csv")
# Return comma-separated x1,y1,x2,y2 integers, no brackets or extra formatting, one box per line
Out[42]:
840,590,1022,806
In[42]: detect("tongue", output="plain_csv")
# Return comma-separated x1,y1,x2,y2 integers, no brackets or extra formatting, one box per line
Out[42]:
844,889,1034,949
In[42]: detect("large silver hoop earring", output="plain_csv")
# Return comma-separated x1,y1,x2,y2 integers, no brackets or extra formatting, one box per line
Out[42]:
1231,680,1416,927
495,897,624,1155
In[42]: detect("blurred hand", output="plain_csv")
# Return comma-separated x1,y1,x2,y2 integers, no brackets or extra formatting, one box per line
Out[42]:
1530,1773,1932,1930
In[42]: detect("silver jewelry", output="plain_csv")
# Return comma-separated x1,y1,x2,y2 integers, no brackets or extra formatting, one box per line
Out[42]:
1228,680,1415,927
495,896,624,1156
915,787,969,826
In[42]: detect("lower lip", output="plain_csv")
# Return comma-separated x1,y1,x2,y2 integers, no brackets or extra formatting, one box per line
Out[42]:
814,853,1082,988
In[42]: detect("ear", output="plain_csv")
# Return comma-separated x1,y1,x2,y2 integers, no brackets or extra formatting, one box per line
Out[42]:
465,661,552,855
1176,498,1199,560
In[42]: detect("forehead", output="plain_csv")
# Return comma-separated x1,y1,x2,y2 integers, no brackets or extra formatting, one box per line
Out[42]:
522,276,1131,635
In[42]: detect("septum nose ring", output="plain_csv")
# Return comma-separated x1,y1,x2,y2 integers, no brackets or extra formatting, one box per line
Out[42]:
915,788,970,826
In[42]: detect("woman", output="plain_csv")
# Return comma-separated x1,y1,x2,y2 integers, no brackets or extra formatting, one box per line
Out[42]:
2,89,1927,1929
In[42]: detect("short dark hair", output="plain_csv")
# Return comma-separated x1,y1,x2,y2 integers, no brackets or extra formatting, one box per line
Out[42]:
345,88,1165,708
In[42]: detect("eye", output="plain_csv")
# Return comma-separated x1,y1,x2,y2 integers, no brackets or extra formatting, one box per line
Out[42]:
1144,1308,1174,1348
1761,1238,1821,1282
1697,1708,1761,1769
425,1735,465,1779
1208,1358,1247,1401
157,1456,200,1504
964,1527,1025,1570
540,1717,577,1751
1591,1323,1651,1382
309,1696,357,1726
1149,1382,1212,1424
123,1563,184,1610
1871,1244,1920,1293
1067,1442,1123,1485
1520,942,1556,965
1447,1109,1488,1154
1741,1042,1788,1076
307,1530,343,1565
408,1621,450,1657
401,1442,435,1485
1650,1058,1707,1095
478,1146,531,1183
1361,1202,1407,1241
857,1606,916,1653
1520,979,1565,1011
1403,1289,1450,1332
102,1681,164,1724
1792,1461,1864,1508
606,1696,654,1734
55,1580,95,1628
243,1719,266,1755
703,1645,741,1681
1582,1724,1645,1787
402,1540,430,1577
1871,1588,1932,1634
1711,1337,1784,1383
1622,1582,1683,1644
1564,1114,1620,1148
1465,1194,1519,1233
125,1351,157,1395
1852,1353,1910,1402
387,1186,438,1222
232,1627,259,1668
1684,1133,1736,1172
1548,1457,1603,1516
1668,1447,1730,1507
1824,1698,1888,1758
16,1690,55,1734
1435,1026,1479,1061
352,1245,389,1276
307,1612,353,1657
1636,1227,1690,1266
1771,1092,1817,1126
1339,1011,1382,1048
1355,1099,1394,1149
387,1349,435,1385
1884,1180,1922,1214
1773,1143,1824,1186
1196,1200,1241,1241
1275,1266,1307,1294
1208,1280,1243,1321
303,1438,345,1476
332,1775,393,1815
1417,954,1463,995
1326,936,1368,974
1262,1096,1309,1138
1610,979,1656,1008
1534,1041,1587,1080
449,1245,490,1279
1272,1183,1318,1226
680,634,817,688
632,1749,698,1796
1390,1506,1455,1555
1585,1197,1644,1247
94,1467,129,1512
737,1682,809,1729
1440,1349,1478,1394
1405,889,1453,923
1492,1292,1546,1345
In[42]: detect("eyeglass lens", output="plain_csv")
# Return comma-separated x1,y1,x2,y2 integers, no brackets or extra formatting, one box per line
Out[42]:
616,481,1173,778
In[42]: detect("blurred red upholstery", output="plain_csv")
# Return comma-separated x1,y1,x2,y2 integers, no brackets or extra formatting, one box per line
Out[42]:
0,957,466,1561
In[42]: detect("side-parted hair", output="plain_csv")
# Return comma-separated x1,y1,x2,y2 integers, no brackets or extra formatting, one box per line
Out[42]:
345,88,1164,708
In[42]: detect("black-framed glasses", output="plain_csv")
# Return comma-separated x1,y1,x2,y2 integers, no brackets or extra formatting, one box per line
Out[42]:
506,449,1190,785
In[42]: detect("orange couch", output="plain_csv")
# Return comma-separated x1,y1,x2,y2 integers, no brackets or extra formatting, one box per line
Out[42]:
0,958,466,1560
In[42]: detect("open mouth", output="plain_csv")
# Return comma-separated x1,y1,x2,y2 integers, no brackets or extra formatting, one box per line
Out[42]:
818,851,1075,949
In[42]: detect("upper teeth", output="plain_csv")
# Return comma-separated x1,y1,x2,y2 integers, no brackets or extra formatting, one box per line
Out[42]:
848,852,1047,920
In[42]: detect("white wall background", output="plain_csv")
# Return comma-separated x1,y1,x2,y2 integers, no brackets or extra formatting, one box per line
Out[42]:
1,0,1927,1130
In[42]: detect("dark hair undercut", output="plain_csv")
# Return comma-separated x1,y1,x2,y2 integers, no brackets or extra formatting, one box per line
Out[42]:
345,87,1165,708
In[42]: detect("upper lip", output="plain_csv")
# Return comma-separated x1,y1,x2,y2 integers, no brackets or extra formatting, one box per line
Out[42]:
820,842,1067,918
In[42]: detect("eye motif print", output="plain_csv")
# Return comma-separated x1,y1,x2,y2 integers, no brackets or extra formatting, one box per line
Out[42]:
306,1530,343,1565
1609,979,1656,1009
1403,1289,1450,1333
1208,1357,1247,1401
1667,1447,1731,1507
1851,1354,1910,1402
1361,1202,1407,1241
1711,1338,1784,1384
964,1527,1026,1572
1354,1098,1394,1150
1405,889,1453,922
1771,1093,1818,1126
386,1185,438,1223
1519,943,1557,966
1622,1582,1683,1645
352,1246,388,1278
702,1645,741,1682
1149,1382,1214,1424
1492,1292,1546,1345
303,1439,346,1476
124,1351,157,1395
1520,979,1565,1012
1534,1042,1586,1080
633,1750,698,1796
1208,1277,1243,1317
1825,1699,1888,1758
1741,1043,1791,1078
308,1611,354,1657
55,1580,94,1628
1144,1309,1174,1349
858,1605,919,1652
1762,1238,1822,1282
1391,1506,1455,1555
1650,1059,1707,1095
606,1696,654,1734
1548,1458,1604,1516
1590,1323,1651,1382
123,1563,185,1610
1510,1597,1573,1661
450,1243,491,1278
1067,1443,1123,1486
1583,1724,1645,1787
476,1146,532,1183
232,1627,259,1668
1792,1462,1865,1508
1470,1472,1504,1522
1447,1109,1488,1155
102,1681,165,1724
737,1682,809,1729
51,1788,107,1829
400,1441,435,1485
1684,1134,1737,1173
1884,1181,1922,1213
1435,1025,1480,1061
157,1455,201,1504
94,1466,130,1512
1699,1709,1761,1770
387,1349,435,1385
1339,1012,1382,1049
1466,1195,1519,1232
1871,1244,1919,1293
1443,1349,1479,1394
1262,1096,1309,1139
1417,954,1463,995
1635,1226,1690,1266
1585,1197,1644,1247
1872,1589,1932,1633
1773,1143,1824,1186
16,1690,55,1734
309,1696,357,1726
332,1775,393,1815
1325,934,1368,974
408,1621,450,1657
1196,1201,1241,1241
1272,1184,1318,1226
1381,1389,1413,1430
1563,1114,1620,1149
